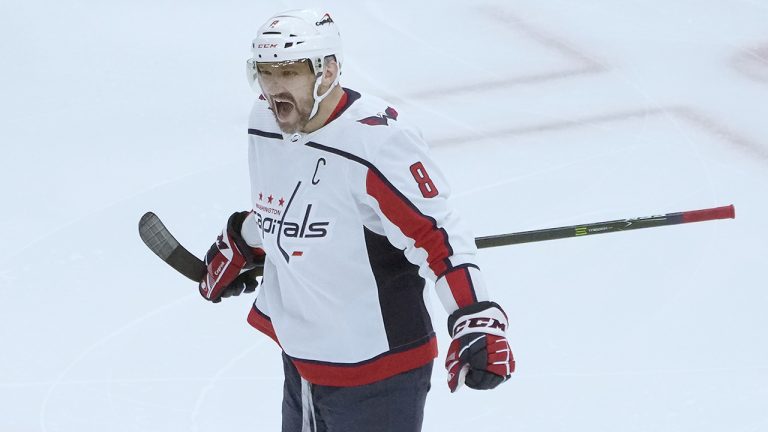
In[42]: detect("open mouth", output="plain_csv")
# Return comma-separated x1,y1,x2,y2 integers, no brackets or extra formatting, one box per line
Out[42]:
272,97,296,122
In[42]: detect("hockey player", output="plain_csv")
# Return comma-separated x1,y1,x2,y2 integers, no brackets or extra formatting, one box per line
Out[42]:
197,9,514,432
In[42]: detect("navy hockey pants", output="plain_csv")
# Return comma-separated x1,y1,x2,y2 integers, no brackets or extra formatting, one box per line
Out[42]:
281,353,433,432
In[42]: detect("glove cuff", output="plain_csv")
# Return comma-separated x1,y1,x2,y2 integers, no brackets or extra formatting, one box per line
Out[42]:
447,301,508,339
227,211,263,266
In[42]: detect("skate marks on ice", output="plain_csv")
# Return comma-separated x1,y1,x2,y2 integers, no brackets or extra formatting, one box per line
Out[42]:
358,1,607,102
731,42,768,84
407,5,607,100
432,106,768,163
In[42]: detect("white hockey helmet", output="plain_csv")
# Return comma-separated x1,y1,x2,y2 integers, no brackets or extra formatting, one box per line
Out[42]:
246,9,343,120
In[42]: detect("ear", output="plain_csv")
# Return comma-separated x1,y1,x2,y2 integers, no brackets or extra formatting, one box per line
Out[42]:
320,57,340,88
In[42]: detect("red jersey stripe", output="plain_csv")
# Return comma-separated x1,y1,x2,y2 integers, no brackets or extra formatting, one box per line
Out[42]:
247,306,281,346
444,266,477,308
290,335,438,387
366,169,452,276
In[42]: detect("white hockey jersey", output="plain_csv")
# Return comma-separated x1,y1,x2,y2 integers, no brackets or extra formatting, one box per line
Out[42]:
243,89,489,386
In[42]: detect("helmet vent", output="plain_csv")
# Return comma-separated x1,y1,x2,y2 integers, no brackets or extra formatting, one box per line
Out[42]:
284,42,294,48
262,31,281,35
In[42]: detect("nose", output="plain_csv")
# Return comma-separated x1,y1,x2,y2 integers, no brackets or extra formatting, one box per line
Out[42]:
256,74,282,94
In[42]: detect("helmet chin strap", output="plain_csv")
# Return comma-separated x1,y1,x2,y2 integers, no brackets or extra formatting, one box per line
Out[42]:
308,66,341,121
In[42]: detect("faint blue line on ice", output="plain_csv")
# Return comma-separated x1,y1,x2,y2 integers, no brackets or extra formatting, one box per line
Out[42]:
189,340,271,432
39,293,197,432
1,161,238,266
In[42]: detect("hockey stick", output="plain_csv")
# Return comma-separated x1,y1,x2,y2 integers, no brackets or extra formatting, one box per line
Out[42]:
139,212,266,282
138,212,209,282
474,204,735,249
140,205,735,281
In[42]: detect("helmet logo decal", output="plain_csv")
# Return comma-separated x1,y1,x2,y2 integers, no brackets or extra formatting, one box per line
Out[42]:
315,13,334,26
269,20,280,28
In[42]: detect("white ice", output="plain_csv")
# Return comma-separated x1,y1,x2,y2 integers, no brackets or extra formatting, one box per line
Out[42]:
1,0,767,431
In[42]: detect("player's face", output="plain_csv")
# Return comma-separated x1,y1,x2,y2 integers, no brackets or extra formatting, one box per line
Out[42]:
256,61,316,134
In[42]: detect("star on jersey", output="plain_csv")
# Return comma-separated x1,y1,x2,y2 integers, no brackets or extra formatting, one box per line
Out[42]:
258,192,285,207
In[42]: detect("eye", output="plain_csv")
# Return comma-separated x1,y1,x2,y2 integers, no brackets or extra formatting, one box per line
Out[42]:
258,69,272,76
281,70,299,77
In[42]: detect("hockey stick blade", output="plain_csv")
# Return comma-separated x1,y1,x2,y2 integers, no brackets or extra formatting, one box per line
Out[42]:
139,212,206,282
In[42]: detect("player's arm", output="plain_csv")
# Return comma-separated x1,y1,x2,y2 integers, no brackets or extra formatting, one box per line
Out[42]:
363,127,514,392
198,211,265,303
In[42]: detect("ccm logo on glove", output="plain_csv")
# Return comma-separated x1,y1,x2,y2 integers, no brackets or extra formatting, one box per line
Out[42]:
452,317,506,335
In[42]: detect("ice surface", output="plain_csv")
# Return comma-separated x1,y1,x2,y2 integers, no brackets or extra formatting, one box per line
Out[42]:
1,0,766,431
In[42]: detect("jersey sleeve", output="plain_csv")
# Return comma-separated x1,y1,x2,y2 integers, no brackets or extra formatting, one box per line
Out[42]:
361,127,489,314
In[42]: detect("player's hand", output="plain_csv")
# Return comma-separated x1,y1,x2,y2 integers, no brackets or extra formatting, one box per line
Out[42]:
445,301,514,392
199,211,265,303
210,268,261,303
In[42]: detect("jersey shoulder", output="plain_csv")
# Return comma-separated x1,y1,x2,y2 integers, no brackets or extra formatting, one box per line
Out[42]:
336,90,427,160
342,90,411,132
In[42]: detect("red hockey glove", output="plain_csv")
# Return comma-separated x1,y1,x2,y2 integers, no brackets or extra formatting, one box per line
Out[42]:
445,301,514,392
199,211,265,303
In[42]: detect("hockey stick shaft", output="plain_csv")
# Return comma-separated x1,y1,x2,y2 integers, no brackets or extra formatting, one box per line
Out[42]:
474,204,735,249
141,205,735,280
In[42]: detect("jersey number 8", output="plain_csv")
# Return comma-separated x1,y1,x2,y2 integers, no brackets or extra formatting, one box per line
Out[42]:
410,162,439,198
